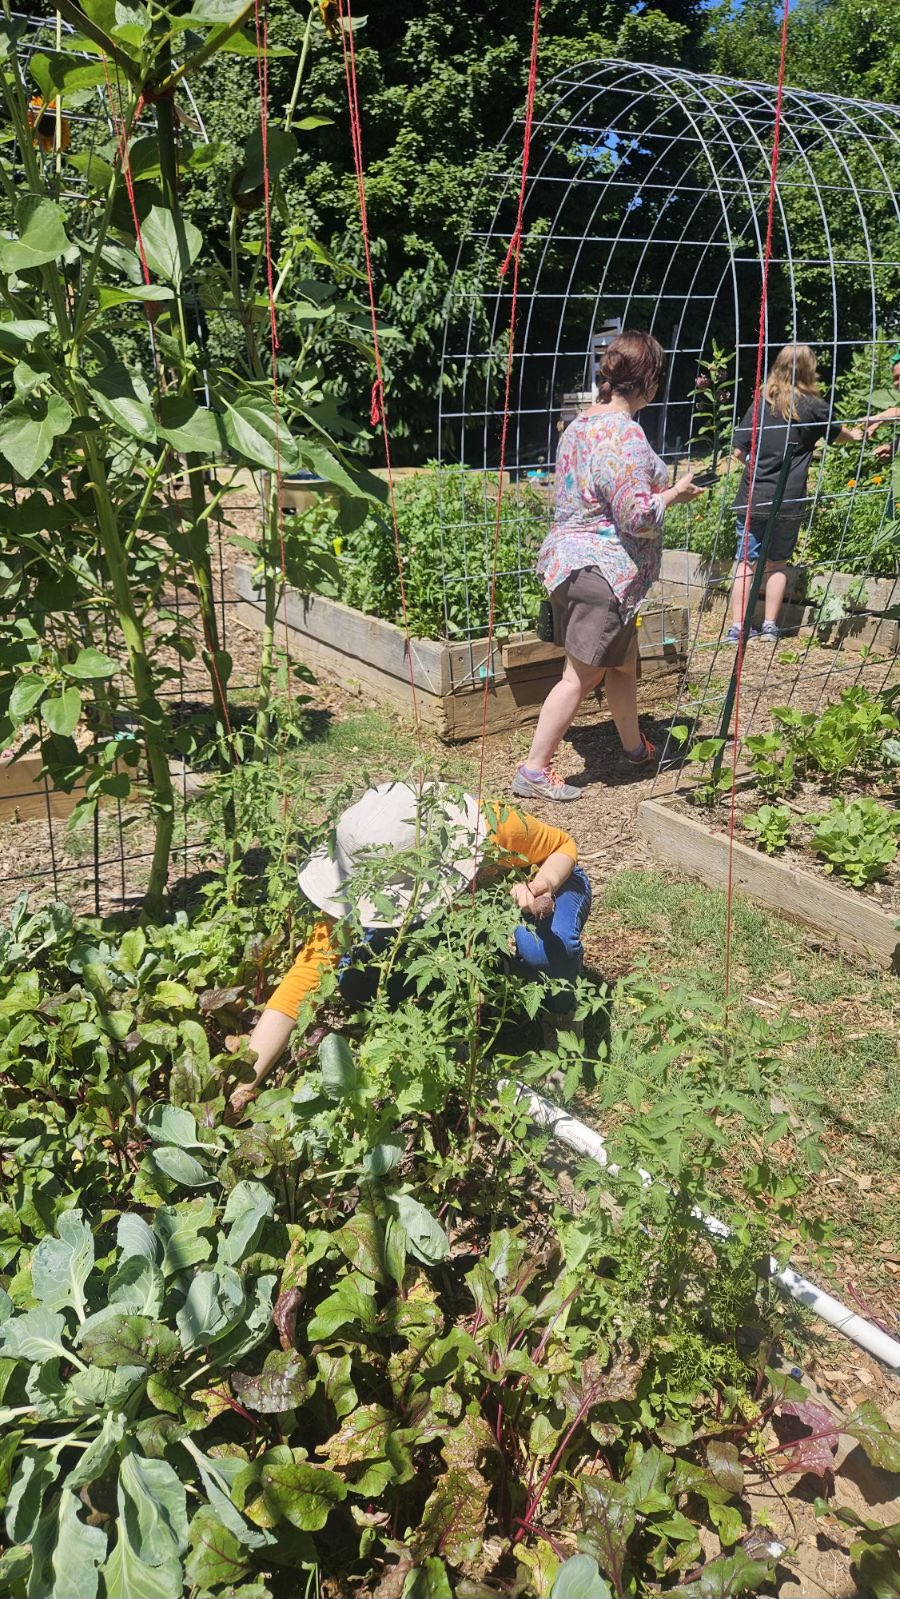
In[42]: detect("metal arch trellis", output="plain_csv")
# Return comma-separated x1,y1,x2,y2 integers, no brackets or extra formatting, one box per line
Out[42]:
436,58,900,760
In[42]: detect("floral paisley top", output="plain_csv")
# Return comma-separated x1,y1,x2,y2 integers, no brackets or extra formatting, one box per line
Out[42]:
537,411,668,622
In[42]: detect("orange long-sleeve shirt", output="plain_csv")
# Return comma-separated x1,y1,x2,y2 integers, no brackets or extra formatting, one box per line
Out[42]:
265,806,577,1021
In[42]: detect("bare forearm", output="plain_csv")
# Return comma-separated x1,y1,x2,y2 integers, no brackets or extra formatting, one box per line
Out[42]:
529,849,576,897
243,1007,296,1085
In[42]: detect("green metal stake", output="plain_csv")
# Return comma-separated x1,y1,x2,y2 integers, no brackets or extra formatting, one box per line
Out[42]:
712,443,796,774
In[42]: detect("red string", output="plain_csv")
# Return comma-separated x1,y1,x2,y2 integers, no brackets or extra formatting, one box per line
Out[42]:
472,0,541,857
102,60,150,285
337,0,421,742
724,0,791,1001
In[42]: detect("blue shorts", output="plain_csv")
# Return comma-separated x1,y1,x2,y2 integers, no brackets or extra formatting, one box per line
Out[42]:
734,521,796,564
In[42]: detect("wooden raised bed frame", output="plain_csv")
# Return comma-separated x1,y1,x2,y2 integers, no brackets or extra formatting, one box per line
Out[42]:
235,565,688,742
638,790,899,971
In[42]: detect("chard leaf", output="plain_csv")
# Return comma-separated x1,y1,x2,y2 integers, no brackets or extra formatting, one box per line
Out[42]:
118,1451,189,1566
845,1401,900,1473
31,1210,94,1321
232,1349,308,1413
415,1464,490,1567
319,1403,391,1466
179,1438,272,1551
185,1506,251,1590
334,1210,388,1284
49,1489,107,1599
403,1559,453,1599
259,1449,347,1530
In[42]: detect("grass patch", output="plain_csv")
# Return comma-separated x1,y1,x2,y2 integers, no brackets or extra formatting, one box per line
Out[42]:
594,869,900,1307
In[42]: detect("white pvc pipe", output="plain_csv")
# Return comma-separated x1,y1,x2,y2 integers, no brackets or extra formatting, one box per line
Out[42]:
503,1080,900,1371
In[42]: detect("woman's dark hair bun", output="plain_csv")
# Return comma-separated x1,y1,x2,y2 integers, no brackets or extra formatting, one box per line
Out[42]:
596,329,666,404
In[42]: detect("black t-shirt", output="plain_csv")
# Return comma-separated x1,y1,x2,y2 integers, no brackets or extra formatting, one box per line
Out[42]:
732,393,842,534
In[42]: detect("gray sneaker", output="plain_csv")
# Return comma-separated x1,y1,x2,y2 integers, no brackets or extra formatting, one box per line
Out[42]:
512,764,581,802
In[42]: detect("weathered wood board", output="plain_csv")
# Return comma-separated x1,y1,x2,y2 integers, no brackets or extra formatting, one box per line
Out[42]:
638,792,899,971
0,752,83,822
235,566,687,742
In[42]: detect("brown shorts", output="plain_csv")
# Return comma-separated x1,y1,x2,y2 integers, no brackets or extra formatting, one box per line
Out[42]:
551,567,637,668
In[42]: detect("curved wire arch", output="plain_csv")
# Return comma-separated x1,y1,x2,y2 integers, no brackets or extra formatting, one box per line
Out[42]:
437,56,900,758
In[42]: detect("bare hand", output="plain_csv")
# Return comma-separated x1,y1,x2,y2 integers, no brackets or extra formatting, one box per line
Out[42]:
845,426,864,443
225,1081,258,1124
510,882,555,918
874,442,892,460
510,881,539,913
670,472,703,505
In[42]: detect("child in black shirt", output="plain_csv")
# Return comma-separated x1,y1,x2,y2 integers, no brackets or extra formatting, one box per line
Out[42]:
727,344,861,643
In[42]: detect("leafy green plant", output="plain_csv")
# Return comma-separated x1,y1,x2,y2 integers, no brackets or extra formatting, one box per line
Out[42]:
688,339,736,471
744,732,795,799
0,4,379,908
807,796,900,887
2,752,898,1597
683,737,734,807
773,686,899,790
283,466,548,638
744,803,793,854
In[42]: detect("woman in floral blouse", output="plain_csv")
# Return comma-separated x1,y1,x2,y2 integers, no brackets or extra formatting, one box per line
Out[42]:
513,330,701,803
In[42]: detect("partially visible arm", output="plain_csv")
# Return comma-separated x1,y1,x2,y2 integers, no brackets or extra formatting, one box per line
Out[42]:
528,849,577,898
226,920,338,1115
834,424,863,444
491,809,577,910
866,405,900,433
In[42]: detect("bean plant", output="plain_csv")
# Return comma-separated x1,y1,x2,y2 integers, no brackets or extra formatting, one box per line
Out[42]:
0,1,380,911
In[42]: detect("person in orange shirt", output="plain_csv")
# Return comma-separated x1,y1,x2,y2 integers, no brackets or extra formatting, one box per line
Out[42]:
226,780,590,1116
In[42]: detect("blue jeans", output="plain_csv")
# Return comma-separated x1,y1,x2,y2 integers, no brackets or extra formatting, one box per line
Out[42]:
337,866,592,1014
511,865,592,1012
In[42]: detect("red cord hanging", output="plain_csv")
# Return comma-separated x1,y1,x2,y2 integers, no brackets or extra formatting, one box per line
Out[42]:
724,0,792,1001
472,0,542,849
337,0,422,742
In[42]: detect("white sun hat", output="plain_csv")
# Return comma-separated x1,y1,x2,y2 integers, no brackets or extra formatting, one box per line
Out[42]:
296,781,485,929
